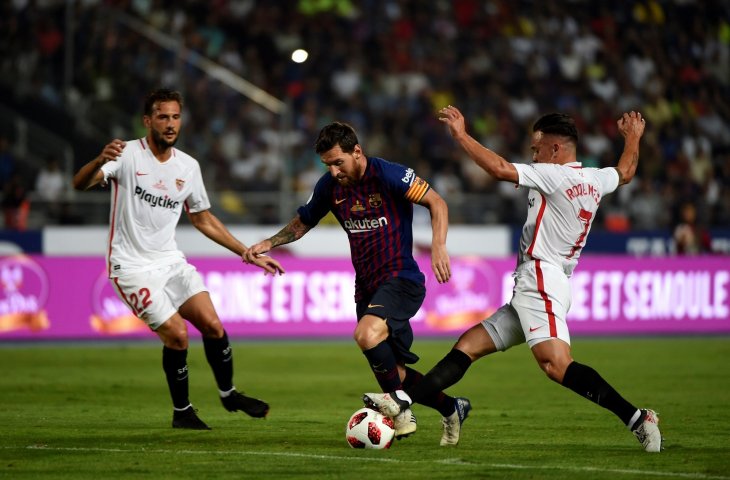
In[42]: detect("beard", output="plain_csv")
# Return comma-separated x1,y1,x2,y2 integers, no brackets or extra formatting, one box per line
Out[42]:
335,175,354,187
150,128,178,151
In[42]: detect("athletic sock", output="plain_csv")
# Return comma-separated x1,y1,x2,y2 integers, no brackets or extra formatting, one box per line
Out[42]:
162,346,190,409
561,361,638,426
406,349,472,405
363,341,402,392
402,366,455,417
203,331,234,392
627,409,644,431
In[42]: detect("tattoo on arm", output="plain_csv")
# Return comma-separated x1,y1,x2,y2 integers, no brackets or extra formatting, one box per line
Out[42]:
269,217,310,247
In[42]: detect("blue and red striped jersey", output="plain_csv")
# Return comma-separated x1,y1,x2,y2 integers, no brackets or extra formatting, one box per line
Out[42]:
297,156,431,301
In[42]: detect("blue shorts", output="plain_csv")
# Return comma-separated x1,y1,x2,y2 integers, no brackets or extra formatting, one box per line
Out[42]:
356,277,426,364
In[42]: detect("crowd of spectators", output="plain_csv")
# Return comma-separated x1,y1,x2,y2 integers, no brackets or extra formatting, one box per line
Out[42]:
1,0,728,238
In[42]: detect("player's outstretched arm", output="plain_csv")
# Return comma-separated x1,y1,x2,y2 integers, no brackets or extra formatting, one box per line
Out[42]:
242,215,312,264
188,210,284,275
615,111,645,186
418,189,451,284
438,105,518,183
72,139,126,190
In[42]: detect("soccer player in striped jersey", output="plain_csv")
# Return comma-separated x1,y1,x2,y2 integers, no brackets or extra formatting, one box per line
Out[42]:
244,122,471,445
365,107,662,452
72,88,284,430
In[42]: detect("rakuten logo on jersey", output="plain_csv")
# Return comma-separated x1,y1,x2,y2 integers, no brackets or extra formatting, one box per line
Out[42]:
343,216,388,233
134,186,180,209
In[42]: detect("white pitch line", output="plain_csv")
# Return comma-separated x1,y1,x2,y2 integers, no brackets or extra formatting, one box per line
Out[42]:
3,445,727,480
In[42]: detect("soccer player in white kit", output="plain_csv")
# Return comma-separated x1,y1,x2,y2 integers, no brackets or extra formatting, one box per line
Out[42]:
72,88,285,430
365,107,662,452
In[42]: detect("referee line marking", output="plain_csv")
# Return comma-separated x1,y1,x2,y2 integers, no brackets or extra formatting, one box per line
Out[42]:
2,445,727,480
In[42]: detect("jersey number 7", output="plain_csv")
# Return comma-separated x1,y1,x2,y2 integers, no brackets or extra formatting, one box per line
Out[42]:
567,208,593,259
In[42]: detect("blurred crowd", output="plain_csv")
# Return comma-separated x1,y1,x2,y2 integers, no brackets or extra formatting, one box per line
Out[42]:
0,0,728,242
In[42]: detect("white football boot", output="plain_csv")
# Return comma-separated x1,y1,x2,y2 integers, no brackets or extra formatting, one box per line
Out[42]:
440,397,472,446
362,391,410,417
393,408,417,439
632,409,663,452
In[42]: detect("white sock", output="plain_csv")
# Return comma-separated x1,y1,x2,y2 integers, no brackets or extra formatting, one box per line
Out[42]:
627,409,642,430
174,403,193,412
219,387,236,398
393,389,412,405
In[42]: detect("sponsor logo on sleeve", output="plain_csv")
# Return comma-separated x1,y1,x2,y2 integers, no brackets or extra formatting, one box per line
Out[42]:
401,168,414,185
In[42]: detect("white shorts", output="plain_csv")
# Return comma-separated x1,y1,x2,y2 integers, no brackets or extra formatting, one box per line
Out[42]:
110,262,207,330
482,260,572,350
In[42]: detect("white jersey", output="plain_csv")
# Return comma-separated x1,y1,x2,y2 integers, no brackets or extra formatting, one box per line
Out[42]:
513,162,619,277
100,137,211,276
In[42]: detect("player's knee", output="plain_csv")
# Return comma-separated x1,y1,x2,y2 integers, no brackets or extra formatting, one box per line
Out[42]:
353,326,386,350
163,331,188,350
197,319,224,338
352,329,371,349
454,325,495,360
202,323,224,338
156,319,189,348
538,359,569,383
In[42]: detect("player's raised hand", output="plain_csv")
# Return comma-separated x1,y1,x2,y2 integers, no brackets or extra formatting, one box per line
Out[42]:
431,243,451,284
617,111,645,140
73,139,127,190
438,105,467,139
99,139,126,165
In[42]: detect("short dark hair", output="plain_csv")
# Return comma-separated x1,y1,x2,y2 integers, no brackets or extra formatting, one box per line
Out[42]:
143,88,183,116
533,113,578,144
314,122,359,154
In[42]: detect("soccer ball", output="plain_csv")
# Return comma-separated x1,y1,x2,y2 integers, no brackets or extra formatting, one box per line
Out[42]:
345,407,395,449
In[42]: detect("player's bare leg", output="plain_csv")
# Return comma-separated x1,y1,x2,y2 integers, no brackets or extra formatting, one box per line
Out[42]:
365,324,491,443
356,315,416,438
533,338,662,452
181,293,269,418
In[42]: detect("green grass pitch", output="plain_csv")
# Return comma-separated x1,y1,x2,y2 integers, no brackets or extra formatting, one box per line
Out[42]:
1,337,729,479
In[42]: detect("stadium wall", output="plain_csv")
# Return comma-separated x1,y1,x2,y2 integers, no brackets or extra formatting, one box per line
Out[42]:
0,254,727,341
3,226,730,256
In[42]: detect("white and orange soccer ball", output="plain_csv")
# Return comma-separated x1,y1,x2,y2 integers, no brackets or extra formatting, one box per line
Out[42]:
345,407,395,449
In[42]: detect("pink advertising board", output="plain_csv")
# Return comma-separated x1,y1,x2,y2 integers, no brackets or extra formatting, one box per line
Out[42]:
0,255,727,340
